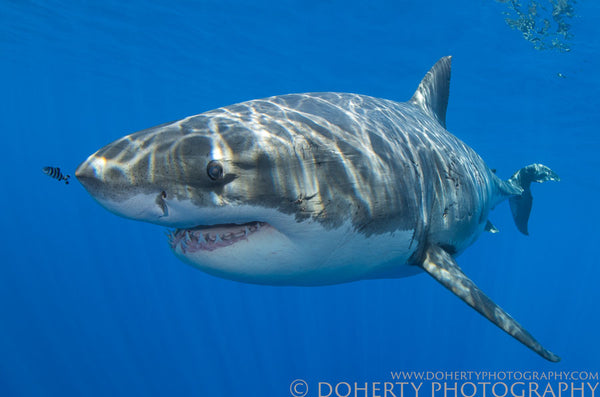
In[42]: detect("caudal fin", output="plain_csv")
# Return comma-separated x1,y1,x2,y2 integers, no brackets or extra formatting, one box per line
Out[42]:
508,164,560,235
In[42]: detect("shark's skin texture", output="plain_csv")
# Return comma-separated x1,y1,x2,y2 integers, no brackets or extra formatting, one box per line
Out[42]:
76,57,560,361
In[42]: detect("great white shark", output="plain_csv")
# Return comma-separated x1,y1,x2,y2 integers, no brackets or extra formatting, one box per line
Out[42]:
76,56,560,361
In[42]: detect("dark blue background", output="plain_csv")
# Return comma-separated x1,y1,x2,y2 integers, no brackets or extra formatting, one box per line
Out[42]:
1,1,598,396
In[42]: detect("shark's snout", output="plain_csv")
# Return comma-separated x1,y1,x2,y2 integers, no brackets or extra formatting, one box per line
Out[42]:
75,152,170,224
75,155,105,196
75,157,96,181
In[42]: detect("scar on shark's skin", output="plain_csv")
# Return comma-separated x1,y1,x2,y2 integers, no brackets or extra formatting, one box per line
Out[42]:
76,56,560,362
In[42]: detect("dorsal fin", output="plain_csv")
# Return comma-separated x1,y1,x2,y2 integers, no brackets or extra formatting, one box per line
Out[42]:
410,56,452,128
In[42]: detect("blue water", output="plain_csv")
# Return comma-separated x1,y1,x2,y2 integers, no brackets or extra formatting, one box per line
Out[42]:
1,1,598,396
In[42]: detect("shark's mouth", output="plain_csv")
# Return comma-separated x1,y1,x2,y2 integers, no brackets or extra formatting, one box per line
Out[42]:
168,221,269,253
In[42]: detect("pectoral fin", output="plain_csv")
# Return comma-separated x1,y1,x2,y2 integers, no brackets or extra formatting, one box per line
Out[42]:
419,244,560,362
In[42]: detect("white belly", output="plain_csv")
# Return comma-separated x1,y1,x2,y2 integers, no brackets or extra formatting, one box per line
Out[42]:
170,208,419,286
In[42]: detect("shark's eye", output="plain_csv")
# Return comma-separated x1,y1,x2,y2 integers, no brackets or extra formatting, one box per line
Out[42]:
207,160,224,181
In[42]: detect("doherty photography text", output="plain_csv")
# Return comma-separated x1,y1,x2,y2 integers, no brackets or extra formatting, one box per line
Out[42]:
290,371,599,397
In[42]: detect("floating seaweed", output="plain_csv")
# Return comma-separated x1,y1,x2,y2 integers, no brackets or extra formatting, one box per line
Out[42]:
495,0,576,52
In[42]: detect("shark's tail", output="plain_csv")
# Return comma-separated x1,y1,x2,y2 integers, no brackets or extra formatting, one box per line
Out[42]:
507,164,560,235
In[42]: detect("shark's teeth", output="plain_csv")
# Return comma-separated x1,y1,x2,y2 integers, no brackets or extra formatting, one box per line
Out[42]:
168,221,269,253
180,239,188,253
165,229,176,246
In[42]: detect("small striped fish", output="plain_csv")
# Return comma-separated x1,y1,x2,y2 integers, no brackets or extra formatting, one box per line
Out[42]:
43,166,70,184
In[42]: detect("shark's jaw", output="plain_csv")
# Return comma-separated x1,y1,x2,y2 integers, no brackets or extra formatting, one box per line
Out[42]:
138,200,417,286
167,221,269,253
166,220,299,284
